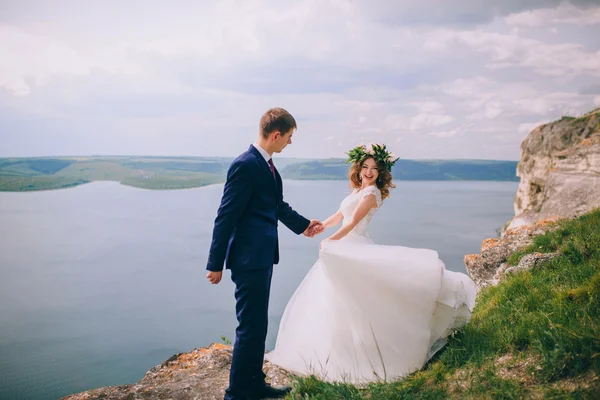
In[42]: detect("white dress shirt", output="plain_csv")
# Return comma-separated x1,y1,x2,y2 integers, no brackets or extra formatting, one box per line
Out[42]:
252,143,272,164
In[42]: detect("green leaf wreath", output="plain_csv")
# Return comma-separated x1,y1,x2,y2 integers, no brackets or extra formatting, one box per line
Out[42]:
346,143,399,171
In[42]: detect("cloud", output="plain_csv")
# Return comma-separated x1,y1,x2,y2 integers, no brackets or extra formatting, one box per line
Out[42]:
429,127,461,138
580,83,600,94
425,28,600,79
0,25,89,96
410,100,445,113
505,2,600,27
356,0,600,26
1,0,599,160
518,120,550,134
410,113,455,130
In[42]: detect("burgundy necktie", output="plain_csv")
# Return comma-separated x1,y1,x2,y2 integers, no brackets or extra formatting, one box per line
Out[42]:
267,158,276,181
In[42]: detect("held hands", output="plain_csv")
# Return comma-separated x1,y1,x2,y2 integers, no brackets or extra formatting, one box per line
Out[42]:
303,219,324,238
207,221,323,285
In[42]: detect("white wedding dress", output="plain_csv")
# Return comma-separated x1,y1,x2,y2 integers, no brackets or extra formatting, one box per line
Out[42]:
265,185,477,384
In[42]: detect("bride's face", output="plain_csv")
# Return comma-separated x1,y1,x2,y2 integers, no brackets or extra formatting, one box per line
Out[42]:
360,157,379,185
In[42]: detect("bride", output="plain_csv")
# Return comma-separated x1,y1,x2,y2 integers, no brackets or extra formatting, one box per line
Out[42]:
265,143,477,384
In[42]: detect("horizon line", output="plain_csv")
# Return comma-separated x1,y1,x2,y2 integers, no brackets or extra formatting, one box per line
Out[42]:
0,155,521,162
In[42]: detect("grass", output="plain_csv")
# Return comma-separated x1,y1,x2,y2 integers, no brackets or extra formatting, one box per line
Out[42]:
286,209,600,399
506,249,528,266
220,336,232,345
561,115,577,121
0,175,90,191
121,174,223,190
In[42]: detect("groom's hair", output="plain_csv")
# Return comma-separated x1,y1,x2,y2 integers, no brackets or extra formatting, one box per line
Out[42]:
260,108,297,138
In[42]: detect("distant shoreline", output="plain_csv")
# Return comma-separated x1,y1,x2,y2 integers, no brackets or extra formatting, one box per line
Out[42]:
0,178,521,193
0,156,519,192
0,179,227,193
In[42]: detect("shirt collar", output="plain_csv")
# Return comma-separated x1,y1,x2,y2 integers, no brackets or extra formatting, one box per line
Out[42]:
252,142,272,163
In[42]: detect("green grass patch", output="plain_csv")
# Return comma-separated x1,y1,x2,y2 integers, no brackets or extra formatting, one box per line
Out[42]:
0,175,90,191
121,175,223,190
506,249,529,266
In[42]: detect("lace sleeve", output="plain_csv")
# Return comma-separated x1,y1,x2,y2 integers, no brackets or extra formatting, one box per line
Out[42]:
361,185,382,207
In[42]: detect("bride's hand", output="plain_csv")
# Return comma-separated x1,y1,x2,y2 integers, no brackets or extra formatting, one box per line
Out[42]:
304,220,324,237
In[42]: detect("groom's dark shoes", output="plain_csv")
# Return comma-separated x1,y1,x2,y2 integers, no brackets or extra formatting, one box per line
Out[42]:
253,384,292,399
223,384,291,400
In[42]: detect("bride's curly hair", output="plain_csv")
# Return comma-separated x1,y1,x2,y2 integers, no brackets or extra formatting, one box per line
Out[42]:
348,156,396,200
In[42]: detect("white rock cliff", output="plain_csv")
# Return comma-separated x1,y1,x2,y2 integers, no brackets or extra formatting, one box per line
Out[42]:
509,108,600,230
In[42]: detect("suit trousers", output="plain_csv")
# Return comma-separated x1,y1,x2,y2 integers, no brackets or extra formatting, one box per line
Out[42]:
225,266,273,399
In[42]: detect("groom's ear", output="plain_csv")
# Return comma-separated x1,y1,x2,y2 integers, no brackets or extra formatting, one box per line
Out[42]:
275,128,294,139
271,129,289,142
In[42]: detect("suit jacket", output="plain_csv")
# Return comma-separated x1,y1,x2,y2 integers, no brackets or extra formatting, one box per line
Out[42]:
206,145,310,272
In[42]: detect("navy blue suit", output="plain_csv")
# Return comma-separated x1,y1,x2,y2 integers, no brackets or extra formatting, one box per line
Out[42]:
207,145,310,399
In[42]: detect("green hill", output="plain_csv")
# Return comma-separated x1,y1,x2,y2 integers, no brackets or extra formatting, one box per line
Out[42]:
280,159,519,181
0,156,518,192
0,156,232,191
288,209,600,399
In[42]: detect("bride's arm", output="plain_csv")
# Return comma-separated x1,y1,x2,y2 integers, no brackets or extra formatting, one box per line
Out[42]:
326,195,377,241
322,209,343,229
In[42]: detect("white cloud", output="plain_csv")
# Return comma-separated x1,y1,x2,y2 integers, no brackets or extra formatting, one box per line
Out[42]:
505,3,600,27
410,100,445,113
429,127,460,138
483,103,503,119
426,28,600,78
409,113,455,131
0,25,89,95
513,92,592,115
513,98,550,115
518,121,549,134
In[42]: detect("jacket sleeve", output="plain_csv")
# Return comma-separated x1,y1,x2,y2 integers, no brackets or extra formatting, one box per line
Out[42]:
206,160,253,272
278,199,310,235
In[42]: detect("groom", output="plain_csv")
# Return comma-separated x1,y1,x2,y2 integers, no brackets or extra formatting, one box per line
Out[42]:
206,107,323,400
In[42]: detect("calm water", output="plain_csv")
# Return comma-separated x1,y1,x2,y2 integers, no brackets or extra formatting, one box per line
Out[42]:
0,180,518,400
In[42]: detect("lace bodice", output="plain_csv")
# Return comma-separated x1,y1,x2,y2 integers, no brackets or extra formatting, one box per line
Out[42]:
339,185,382,238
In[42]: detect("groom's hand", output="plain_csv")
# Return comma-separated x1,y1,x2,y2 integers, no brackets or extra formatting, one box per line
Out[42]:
206,271,223,284
311,224,325,236
303,220,324,237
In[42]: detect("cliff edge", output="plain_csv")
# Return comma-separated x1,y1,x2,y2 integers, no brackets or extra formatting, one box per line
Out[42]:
61,343,291,400
509,108,600,230
466,109,600,289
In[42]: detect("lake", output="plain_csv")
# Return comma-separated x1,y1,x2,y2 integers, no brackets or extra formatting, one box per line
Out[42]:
0,180,518,400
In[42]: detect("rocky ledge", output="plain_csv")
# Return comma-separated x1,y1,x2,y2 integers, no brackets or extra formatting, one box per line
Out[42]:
465,218,560,289
62,343,292,400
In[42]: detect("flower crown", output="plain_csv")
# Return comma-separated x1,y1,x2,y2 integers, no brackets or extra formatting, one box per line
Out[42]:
346,143,399,171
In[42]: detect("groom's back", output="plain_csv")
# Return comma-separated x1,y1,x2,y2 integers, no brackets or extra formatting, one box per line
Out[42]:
207,146,281,272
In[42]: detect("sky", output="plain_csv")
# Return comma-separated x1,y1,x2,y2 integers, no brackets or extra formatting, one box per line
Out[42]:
1,0,599,160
